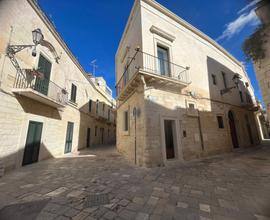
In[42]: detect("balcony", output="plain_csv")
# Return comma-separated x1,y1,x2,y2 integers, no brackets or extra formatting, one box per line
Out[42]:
12,70,68,109
116,50,191,101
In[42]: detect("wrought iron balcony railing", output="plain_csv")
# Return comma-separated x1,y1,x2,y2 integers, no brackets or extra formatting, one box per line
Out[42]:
116,50,190,97
13,70,68,106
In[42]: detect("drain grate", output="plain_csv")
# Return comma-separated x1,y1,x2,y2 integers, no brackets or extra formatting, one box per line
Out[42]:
84,193,109,208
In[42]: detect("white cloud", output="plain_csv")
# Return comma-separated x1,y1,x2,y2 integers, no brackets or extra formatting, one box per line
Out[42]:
216,9,260,42
238,0,260,14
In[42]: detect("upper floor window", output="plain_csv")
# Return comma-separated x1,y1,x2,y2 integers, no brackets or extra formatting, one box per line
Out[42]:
95,126,98,136
123,62,129,86
96,99,99,114
70,84,77,103
221,72,227,89
239,91,244,103
108,109,111,120
89,99,92,112
157,45,170,76
211,74,217,85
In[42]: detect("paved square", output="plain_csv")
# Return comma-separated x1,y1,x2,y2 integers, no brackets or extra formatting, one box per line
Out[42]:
0,144,270,220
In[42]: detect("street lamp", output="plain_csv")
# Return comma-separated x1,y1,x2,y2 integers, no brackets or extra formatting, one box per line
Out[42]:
220,73,242,95
32,28,44,45
32,28,44,57
6,28,45,77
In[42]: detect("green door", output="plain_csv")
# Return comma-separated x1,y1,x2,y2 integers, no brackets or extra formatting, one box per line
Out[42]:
22,121,43,166
65,122,74,153
35,54,52,96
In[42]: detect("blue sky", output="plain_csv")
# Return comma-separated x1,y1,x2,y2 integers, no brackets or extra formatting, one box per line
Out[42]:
38,0,262,103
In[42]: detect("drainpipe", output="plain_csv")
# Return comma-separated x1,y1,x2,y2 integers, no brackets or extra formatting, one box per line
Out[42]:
133,107,137,164
197,110,204,151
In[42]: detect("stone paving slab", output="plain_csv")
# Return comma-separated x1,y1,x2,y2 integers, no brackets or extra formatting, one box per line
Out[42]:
0,144,270,220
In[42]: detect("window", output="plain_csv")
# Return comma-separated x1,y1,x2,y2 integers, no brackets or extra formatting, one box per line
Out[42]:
123,63,129,86
267,81,270,89
89,100,92,112
103,103,105,112
108,109,110,120
246,93,252,104
239,91,243,103
96,99,99,114
70,84,77,103
108,129,110,137
123,110,129,131
222,72,227,88
95,126,98,136
188,103,195,110
212,74,217,85
217,116,224,129
157,45,170,76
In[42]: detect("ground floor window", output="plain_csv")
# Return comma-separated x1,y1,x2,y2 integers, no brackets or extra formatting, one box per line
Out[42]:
217,116,224,129
123,110,129,131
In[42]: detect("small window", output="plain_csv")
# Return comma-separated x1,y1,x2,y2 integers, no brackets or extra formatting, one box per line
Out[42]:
267,82,270,89
239,91,243,103
96,99,99,114
217,116,224,129
108,129,110,137
89,100,92,112
95,126,98,136
222,72,227,89
108,109,110,120
212,74,217,85
123,62,129,86
188,103,195,110
123,111,129,131
70,84,77,103
103,103,105,111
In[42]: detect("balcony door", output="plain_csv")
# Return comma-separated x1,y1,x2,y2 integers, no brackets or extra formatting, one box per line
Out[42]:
22,121,43,166
157,45,170,76
35,54,52,96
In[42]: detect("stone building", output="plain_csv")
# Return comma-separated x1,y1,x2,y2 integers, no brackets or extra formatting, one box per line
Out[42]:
253,0,270,119
115,0,260,167
0,0,116,175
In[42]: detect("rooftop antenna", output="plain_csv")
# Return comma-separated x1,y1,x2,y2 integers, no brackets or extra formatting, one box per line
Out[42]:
90,59,98,76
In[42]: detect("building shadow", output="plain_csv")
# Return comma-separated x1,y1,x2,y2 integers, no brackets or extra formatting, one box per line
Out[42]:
15,95,61,120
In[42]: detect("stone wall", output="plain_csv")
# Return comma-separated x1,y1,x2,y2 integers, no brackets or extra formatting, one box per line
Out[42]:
0,0,116,175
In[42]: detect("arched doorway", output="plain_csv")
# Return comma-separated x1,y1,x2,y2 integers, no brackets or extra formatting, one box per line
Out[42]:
228,111,239,148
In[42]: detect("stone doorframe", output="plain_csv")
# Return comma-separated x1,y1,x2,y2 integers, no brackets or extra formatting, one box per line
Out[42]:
160,115,183,165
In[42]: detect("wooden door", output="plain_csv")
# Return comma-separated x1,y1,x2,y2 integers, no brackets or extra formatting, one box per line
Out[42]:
65,122,74,153
22,121,43,166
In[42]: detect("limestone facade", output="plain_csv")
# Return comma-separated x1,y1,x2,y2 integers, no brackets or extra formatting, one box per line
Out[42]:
115,0,261,167
0,0,116,175
254,0,270,120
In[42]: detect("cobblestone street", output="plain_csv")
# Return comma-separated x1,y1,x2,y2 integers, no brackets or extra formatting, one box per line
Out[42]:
0,144,270,220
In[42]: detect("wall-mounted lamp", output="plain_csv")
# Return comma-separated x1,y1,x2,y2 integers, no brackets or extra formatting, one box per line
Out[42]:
220,73,242,95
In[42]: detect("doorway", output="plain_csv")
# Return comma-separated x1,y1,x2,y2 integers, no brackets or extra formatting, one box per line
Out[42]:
228,111,239,148
164,120,176,159
65,122,74,153
245,115,254,144
22,121,43,166
100,128,104,144
87,128,91,148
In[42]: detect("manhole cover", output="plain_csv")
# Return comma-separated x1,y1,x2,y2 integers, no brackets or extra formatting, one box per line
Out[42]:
84,193,109,208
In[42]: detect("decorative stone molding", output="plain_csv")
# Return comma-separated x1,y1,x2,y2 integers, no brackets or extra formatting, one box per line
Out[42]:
150,26,176,42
